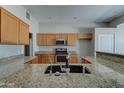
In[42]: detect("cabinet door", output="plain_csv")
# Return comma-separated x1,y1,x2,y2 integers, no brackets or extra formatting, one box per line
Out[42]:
55,34,67,39
37,55,43,64
47,54,55,64
67,34,77,46
60,34,67,39
37,34,47,46
115,32,124,54
78,33,92,40
19,21,29,45
41,54,46,64
98,34,114,53
69,55,77,64
46,34,56,46
26,58,38,64
55,34,61,39
37,54,55,64
80,58,91,64
31,58,38,64
1,9,19,44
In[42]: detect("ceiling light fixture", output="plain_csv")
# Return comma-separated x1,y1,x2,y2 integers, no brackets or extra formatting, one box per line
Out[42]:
48,17,52,19
73,17,77,20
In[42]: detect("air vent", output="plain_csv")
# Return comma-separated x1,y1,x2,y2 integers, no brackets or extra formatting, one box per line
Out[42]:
26,11,30,20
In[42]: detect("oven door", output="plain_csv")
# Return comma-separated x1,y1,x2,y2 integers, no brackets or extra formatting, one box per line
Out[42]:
56,55,67,63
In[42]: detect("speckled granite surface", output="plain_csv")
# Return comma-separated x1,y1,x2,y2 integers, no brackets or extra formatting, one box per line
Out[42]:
0,55,37,79
96,51,124,64
0,56,124,88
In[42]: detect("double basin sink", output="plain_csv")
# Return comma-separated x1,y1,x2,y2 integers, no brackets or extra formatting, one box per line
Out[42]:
44,65,91,74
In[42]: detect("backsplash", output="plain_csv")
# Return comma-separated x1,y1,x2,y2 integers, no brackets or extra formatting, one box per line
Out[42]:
96,51,124,64
38,46,79,54
0,45,24,59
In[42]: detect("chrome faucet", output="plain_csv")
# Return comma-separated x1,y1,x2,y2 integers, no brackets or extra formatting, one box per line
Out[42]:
65,52,71,73
66,52,71,68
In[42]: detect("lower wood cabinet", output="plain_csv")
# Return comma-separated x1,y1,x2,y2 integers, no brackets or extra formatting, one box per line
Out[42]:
80,58,91,64
26,57,38,64
37,54,55,64
69,54,78,64
37,54,78,64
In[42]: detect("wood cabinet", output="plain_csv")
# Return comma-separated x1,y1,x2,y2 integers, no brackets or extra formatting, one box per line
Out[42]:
19,21,29,45
0,7,19,44
47,54,55,64
46,34,56,46
69,54,78,64
55,34,67,39
36,53,78,64
67,34,78,46
37,54,55,64
25,57,38,64
37,33,78,46
0,7,29,45
55,34,61,39
80,58,91,64
37,34,47,46
78,33,92,40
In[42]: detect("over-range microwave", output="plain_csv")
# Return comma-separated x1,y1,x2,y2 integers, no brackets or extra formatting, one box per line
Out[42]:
56,39,67,45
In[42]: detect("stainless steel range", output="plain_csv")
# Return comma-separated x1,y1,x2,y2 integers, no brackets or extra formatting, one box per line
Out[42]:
55,48,68,63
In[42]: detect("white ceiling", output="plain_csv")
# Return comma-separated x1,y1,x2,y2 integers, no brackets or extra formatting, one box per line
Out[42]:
24,5,124,24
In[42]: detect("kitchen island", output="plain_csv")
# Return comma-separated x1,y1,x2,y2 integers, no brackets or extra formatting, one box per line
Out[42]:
0,56,124,88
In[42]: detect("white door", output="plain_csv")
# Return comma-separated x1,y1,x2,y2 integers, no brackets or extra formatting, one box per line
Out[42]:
115,32,124,54
98,34,114,53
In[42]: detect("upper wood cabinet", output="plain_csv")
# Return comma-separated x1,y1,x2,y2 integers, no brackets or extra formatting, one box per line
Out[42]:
67,34,78,46
19,21,29,45
37,34,47,46
56,34,67,39
78,33,92,40
46,34,56,46
55,34,61,39
0,7,29,45
0,7,19,44
37,33,78,46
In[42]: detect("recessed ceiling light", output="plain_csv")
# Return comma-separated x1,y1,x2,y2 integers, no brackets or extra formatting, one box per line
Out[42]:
73,17,77,20
48,17,52,19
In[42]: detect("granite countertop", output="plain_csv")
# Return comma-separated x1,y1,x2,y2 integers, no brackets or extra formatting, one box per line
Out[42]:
35,51,78,55
0,55,37,79
0,55,37,66
0,56,124,88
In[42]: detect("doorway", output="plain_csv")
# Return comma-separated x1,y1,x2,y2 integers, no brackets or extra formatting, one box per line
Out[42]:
24,33,33,56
